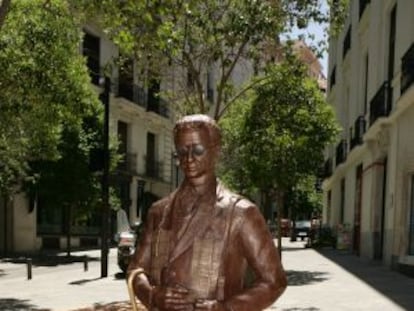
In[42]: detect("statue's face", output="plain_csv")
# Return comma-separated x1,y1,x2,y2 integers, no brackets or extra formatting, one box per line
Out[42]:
175,127,217,186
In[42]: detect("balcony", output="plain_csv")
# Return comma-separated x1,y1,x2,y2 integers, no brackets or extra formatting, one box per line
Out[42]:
116,80,170,118
116,152,138,176
147,97,170,119
335,139,347,167
145,157,163,180
350,115,366,150
401,43,414,95
117,81,147,109
369,81,391,126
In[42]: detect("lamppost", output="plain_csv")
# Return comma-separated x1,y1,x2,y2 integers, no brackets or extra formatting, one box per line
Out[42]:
100,76,110,278
137,179,146,219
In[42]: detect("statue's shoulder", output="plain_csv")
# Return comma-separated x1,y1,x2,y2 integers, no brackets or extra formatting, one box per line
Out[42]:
149,191,175,213
217,183,256,211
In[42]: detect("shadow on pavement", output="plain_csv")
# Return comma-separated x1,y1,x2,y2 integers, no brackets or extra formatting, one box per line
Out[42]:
69,277,102,285
286,270,329,286
114,271,126,280
317,248,414,311
68,301,141,311
281,246,308,252
0,269,6,277
1,253,99,267
276,308,320,311
0,298,50,311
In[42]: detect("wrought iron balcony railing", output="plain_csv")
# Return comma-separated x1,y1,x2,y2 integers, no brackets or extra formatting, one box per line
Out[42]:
147,97,170,118
350,115,366,150
369,81,391,126
116,152,138,175
144,157,164,180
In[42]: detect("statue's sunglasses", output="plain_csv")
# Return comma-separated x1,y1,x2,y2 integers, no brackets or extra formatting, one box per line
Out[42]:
175,143,211,159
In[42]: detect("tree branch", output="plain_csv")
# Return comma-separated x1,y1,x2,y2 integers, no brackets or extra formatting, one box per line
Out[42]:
218,75,273,119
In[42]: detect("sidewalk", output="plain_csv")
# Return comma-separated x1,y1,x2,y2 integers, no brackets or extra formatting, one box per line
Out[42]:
273,239,414,310
0,248,130,311
1,240,414,310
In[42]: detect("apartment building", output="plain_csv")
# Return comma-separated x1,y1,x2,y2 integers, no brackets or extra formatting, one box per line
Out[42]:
323,0,414,274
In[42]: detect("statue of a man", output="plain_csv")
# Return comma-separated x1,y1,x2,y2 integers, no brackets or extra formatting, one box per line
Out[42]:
128,114,287,311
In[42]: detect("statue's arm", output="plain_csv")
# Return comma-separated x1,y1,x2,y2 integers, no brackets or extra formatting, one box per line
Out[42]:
226,205,287,311
127,207,156,308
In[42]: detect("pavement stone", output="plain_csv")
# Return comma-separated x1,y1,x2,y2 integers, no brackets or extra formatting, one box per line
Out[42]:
1,240,414,310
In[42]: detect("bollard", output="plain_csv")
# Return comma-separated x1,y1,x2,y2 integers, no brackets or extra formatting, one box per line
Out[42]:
83,256,88,272
27,258,32,280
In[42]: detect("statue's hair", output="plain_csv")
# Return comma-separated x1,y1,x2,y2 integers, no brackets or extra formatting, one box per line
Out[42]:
173,114,221,146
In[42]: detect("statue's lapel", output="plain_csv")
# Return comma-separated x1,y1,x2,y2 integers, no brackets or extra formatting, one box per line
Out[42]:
168,196,219,263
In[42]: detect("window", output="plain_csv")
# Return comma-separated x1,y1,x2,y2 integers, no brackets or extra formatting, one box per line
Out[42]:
359,0,370,19
409,175,414,255
327,190,332,223
146,132,160,178
340,178,346,223
329,66,336,90
363,54,369,114
148,79,161,113
343,26,351,59
387,5,397,82
117,121,128,170
82,31,100,85
118,57,134,102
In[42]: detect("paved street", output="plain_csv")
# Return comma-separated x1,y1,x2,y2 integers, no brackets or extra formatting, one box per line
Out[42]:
1,239,414,310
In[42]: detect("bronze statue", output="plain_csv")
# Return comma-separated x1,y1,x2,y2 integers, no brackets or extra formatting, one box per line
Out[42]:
127,114,287,311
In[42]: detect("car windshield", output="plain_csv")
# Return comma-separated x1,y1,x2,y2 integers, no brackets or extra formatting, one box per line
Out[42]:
296,220,311,228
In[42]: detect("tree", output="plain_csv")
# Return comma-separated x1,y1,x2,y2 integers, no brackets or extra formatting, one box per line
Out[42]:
75,0,348,120
0,0,101,197
0,0,108,255
221,55,339,254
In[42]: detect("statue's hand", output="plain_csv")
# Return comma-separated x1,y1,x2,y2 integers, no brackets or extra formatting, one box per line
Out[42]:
152,284,191,311
194,299,227,311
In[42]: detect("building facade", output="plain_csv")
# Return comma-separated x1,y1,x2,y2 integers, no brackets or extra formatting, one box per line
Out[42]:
323,0,414,274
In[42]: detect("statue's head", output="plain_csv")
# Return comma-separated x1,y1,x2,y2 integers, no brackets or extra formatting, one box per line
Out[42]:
173,114,221,186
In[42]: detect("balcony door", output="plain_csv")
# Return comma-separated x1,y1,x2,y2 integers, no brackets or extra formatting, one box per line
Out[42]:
353,164,363,255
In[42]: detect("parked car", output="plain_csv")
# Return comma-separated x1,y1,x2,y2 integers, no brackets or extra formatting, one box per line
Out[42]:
294,220,311,241
114,209,142,273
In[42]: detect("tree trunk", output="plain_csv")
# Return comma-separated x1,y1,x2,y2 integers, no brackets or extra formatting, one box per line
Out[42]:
66,205,72,257
0,0,11,32
275,190,284,259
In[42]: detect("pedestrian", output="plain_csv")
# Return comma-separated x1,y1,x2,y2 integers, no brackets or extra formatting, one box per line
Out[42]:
127,114,287,311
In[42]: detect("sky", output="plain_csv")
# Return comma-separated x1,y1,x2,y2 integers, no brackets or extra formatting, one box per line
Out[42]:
282,1,330,77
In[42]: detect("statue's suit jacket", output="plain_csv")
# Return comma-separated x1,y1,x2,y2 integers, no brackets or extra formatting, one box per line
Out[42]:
128,181,287,311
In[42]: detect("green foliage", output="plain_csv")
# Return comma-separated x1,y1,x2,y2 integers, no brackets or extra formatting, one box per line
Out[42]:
26,120,102,221
74,0,344,120
218,90,255,195
0,0,101,194
220,55,339,208
242,57,339,194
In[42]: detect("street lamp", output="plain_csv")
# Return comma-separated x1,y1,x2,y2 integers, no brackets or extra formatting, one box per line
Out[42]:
137,179,146,219
100,76,110,278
